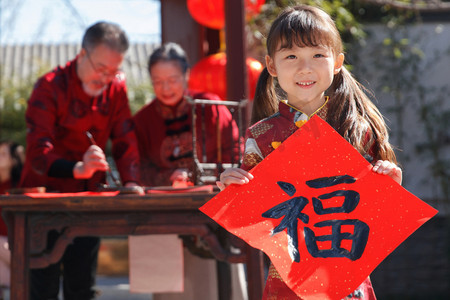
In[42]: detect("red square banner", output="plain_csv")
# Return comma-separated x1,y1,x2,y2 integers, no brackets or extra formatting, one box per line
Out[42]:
200,115,438,300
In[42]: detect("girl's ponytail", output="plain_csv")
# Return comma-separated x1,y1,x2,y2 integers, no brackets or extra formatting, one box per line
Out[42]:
250,68,279,125
327,67,397,163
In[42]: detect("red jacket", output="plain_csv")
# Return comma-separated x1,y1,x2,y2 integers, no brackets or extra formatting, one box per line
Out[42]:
133,91,240,186
242,100,376,300
20,57,139,192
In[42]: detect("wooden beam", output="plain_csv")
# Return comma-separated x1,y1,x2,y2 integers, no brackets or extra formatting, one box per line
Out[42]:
225,0,248,102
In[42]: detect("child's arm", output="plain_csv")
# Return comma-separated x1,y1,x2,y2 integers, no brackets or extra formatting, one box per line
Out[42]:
372,160,402,185
216,168,254,191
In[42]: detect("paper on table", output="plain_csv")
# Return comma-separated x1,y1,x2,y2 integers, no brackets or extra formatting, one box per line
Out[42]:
129,234,184,293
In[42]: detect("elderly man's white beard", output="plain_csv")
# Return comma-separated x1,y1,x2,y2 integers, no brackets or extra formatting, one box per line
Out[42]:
82,82,106,97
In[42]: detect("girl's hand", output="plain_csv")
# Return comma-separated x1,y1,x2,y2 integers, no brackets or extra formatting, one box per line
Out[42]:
216,168,254,191
372,160,402,185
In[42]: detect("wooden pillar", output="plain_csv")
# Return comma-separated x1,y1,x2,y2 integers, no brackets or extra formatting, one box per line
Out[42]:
160,0,202,64
225,0,248,102
246,245,265,300
160,0,220,65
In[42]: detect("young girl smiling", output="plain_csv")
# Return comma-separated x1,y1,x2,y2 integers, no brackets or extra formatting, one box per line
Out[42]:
218,5,402,299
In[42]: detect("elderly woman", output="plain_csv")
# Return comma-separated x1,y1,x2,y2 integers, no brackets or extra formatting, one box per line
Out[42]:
133,42,241,187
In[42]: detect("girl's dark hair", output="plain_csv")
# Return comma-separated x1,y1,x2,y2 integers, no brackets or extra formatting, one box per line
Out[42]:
148,42,190,74
82,21,129,54
0,140,25,187
251,68,279,124
252,5,396,163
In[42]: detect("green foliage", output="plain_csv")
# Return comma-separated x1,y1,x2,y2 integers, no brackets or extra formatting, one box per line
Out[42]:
127,82,154,114
247,0,368,59
0,77,32,145
0,61,51,145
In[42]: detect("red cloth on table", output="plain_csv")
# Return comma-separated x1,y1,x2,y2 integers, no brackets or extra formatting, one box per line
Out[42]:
133,90,240,186
23,191,120,198
19,57,140,192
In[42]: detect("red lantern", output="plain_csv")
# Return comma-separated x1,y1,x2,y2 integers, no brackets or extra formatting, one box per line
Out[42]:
246,56,264,100
188,52,263,101
187,0,224,30
187,0,265,29
245,0,266,19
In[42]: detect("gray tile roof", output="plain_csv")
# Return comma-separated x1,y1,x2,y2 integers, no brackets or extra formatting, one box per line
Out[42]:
0,43,158,86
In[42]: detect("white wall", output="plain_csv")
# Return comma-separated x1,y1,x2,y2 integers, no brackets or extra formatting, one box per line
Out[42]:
353,22,450,201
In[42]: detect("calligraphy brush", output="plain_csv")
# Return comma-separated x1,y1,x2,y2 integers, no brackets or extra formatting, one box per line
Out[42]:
85,131,122,187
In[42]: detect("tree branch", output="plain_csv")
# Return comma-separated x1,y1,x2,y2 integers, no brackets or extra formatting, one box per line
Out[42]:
360,0,450,12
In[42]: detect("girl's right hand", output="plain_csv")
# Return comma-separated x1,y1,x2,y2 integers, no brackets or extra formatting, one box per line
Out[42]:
216,168,254,191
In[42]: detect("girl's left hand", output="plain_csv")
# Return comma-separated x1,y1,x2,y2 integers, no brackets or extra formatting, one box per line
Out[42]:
372,160,402,185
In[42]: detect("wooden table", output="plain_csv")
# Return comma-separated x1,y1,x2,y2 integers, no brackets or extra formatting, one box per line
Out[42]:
0,191,264,300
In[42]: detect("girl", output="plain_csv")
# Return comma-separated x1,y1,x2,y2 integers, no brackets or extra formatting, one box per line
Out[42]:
217,5,402,300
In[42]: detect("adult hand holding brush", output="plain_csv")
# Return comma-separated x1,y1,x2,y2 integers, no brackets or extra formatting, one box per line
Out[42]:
83,131,144,194
72,131,111,180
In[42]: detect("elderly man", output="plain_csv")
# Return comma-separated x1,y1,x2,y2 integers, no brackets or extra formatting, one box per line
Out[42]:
20,21,140,299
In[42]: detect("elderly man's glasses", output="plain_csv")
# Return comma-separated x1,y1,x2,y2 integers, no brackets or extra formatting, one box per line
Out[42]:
85,50,121,78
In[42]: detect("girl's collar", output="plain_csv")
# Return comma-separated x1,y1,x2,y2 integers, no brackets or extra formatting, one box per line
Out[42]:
280,96,329,119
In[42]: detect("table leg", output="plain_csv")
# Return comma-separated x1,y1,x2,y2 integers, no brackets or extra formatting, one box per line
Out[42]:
10,213,29,300
217,260,232,300
245,245,264,300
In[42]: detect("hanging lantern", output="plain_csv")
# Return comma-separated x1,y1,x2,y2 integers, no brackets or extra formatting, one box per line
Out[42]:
245,0,266,19
187,0,224,30
188,52,263,101
246,57,264,100
187,0,265,30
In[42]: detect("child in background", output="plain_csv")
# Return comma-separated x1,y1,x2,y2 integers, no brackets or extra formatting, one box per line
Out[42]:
0,140,25,289
217,5,402,300
0,141,24,194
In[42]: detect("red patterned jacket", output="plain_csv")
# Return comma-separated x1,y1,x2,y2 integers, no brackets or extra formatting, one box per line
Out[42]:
20,57,139,192
133,91,240,186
